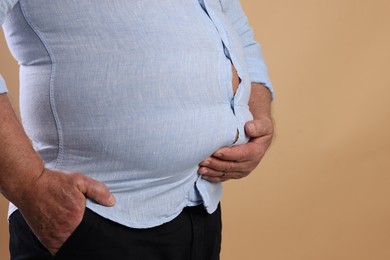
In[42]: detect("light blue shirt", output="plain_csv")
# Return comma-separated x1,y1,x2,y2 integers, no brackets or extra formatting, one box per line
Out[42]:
1,0,273,228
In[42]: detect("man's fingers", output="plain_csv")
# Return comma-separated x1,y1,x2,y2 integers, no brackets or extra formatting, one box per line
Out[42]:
198,166,224,183
199,167,247,182
210,142,261,162
74,174,116,207
199,157,254,173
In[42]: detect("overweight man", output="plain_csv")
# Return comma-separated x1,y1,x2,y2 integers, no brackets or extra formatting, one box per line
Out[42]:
0,0,274,259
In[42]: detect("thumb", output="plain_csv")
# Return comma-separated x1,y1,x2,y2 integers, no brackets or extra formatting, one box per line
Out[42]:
244,120,261,138
77,174,116,207
245,117,273,138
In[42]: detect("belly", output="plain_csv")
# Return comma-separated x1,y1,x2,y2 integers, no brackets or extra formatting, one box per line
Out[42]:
14,0,250,179
53,54,240,176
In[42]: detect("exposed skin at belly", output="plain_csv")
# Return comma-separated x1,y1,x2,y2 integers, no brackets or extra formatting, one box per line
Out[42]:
231,64,240,95
231,64,240,143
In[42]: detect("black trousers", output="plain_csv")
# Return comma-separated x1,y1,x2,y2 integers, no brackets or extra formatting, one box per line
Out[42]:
9,204,222,260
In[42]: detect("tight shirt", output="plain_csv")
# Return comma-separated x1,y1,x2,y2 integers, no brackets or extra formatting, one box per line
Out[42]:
0,0,273,228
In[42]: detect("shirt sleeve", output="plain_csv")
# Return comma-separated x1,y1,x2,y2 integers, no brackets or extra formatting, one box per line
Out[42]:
0,0,18,25
224,0,274,98
1,0,18,94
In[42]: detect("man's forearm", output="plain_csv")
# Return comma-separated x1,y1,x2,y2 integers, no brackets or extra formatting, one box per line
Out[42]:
0,93,45,205
249,83,272,119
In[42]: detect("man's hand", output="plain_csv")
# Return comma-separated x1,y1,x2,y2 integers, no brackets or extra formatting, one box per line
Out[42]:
17,168,116,256
198,116,273,182
198,83,273,182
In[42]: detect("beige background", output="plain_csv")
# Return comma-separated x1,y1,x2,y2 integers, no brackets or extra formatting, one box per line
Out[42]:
1,0,390,259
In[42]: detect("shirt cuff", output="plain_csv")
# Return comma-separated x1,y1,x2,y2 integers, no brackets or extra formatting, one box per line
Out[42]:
247,62,274,99
0,75,9,94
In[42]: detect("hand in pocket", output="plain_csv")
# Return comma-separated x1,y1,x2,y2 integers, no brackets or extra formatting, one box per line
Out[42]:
16,169,116,255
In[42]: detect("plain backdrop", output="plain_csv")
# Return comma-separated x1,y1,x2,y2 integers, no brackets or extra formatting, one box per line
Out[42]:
1,0,390,259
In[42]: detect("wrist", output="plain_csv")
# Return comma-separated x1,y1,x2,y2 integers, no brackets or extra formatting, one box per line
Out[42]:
1,156,46,207
249,82,272,119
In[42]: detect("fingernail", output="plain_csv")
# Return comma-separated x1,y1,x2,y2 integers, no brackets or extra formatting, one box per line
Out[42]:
200,160,210,166
198,168,207,174
108,194,116,205
213,152,223,158
248,123,256,133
